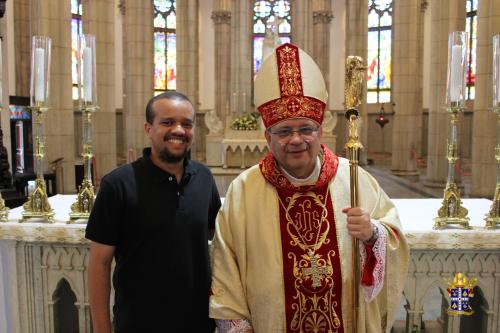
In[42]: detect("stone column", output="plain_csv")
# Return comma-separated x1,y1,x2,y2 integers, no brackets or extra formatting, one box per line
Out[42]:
390,0,424,177
84,0,117,181
470,0,500,196
177,0,201,158
345,0,368,163
312,0,336,152
312,0,333,89
425,0,466,187
123,0,153,162
230,0,252,116
13,0,33,97
0,0,13,174
291,0,313,54
205,1,231,167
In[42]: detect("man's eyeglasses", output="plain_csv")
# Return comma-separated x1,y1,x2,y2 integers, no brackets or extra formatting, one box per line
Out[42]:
268,125,319,139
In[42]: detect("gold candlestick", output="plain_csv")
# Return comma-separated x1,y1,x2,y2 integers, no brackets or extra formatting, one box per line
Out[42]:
485,35,500,229
434,31,470,229
484,109,500,229
434,105,470,229
21,104,54,222
344,55,366,333
70,34,97,222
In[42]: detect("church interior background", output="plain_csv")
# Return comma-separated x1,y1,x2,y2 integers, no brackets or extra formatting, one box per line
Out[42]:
0,0,499,332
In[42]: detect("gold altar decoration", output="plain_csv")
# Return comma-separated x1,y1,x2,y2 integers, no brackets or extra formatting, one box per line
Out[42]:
21,36,54,223
70,34,97,222
344,55,366,333
485,34,500,229
434,31,470,229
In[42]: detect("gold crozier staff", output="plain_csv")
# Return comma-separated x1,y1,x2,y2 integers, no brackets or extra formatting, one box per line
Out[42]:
344,55,366,333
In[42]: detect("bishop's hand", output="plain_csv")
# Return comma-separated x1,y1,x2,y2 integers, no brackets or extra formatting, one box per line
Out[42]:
342,206,373,242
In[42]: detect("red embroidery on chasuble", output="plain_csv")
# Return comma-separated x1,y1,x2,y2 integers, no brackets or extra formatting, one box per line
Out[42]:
277,186,344,333
259,146,343,332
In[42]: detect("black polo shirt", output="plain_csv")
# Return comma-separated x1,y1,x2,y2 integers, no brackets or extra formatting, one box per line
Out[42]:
85,148,221,333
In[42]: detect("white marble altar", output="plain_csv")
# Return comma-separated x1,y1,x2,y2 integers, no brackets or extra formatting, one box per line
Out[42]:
0,196,498,332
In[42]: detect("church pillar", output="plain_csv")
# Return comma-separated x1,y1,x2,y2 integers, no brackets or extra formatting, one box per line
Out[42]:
470,0,500,196
346,0,368,163
123,0,153,162
32,0,76,193
212,2,231,125
291,0,313,54
312,0,333,90
390,0,424,177
230,0,252,116
0,0,13,175
177,0,201,159
205,1,231,167
405,307,424,332
84,0,117,181
425,0,466,187
13,0,33,97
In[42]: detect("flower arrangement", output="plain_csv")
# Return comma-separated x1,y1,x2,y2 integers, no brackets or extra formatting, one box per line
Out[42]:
230,113,259,130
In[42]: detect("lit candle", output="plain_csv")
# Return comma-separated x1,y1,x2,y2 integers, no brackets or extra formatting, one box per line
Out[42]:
449,45,462,103
83,47,93,102
34,48,46,102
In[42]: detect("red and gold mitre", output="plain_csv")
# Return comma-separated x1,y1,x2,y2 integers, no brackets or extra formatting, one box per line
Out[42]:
254,43,328,128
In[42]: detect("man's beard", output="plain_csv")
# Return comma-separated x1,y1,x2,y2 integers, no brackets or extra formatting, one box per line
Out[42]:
158,147,190,163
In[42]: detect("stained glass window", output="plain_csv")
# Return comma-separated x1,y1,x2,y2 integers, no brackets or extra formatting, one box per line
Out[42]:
253,1,291,75
465,0,477,100
71,0,83,100
367,0,392,104
154,0,176,93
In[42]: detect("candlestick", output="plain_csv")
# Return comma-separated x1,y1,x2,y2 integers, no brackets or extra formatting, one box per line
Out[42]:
485,34,500,230
435,31,470,229
70,34,98,222
23,36,54,223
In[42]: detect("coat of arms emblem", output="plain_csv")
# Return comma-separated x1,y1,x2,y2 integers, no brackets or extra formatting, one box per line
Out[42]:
446,273,477,316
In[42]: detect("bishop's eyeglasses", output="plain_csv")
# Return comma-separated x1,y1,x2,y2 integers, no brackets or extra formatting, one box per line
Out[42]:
267,125,319,139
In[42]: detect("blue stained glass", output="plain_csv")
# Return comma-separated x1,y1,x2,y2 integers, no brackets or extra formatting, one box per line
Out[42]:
154,0,176,91
374,0,391,11
379,11,391,27
166,33,176,90
279,21,291,33
154,0,172,13
253,37,264,74
255,1,272,18
368,10,379,28
368,0,392,103
254,19,265,33
166,12,176,29
154,13,166,28
154,32,166,90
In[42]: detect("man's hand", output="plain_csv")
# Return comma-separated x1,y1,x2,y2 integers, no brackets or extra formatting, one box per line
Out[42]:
342,207,373,242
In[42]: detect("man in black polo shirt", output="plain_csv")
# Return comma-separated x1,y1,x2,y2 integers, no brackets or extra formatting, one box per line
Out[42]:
86,91,220,333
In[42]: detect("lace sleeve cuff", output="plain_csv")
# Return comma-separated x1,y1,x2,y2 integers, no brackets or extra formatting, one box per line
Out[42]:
215,319,253,333
359,220,387,302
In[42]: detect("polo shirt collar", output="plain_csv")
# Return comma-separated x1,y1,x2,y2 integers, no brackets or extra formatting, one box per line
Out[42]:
141,148,196,183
